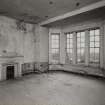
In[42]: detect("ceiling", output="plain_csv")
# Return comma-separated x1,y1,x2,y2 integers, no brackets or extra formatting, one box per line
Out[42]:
45,6,105,27
0,0,101,24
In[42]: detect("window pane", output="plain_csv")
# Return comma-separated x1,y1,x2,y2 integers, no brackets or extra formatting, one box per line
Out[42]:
81,32,85,37
81,48,84,54
95,48,99,54
81,43,85,48
77,38,80,42
51,35,56,39
95,47,99,63
90,30,94,36
52,40,55,44
90,57,95,63
67,39,70,43
51,49,56,53
77,43,80,48
95,36,99,42
66,33,73,64
55,44,59,48
81,38,85,42
52,42,59,48
90,48,94,54
90,48,95,62
55,40,59,45
70,44,73,48
95,42,99,47
67,43,69,48
55,49,59,53
67,34,70,38
94,56,99,63
77,31,85,63
95,55,99,62
70,49,72,53
70,57,73,60
52,42,56,48
89,29,100,64
90,42,94,47
95,29,99,35
77,56,81,62
70,34,73,38
51,34,60,64
56,35,59,39
77,32,80,37
67,49,70,53
70,39,73,43
77,49,81,54
90,37,94,41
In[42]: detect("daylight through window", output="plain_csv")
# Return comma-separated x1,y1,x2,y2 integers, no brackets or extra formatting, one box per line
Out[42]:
89,29,100,64
66,33,73,64
51,33,60,64
77,31,85,63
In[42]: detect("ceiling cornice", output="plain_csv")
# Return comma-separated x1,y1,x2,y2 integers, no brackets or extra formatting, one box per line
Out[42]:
40,0,105,26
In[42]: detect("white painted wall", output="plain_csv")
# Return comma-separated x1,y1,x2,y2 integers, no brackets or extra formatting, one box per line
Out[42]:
34,25,49,62
39,26,49,62
0,16,36,63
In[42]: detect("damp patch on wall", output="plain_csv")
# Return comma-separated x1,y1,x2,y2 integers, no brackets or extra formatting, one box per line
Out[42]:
16,20,27,33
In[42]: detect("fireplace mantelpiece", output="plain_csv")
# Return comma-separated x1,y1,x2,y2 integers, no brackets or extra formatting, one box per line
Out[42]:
0,54,24,81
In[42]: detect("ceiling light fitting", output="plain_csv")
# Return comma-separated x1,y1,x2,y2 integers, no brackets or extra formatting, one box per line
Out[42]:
49,1,53,5
76,2,80,7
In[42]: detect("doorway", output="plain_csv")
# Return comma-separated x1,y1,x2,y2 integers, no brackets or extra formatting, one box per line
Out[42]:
6,65,14,80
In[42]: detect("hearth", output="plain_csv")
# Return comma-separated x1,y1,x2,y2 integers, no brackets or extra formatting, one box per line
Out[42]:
6,65,14,80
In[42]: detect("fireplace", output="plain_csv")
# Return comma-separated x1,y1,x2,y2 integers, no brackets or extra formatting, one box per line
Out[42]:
6,65,14,80
0,52,23,81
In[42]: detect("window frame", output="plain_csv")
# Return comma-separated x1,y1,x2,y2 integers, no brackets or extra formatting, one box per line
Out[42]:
76,31,85,64
50,33,60,64
65,33,73,64
89,28,100,66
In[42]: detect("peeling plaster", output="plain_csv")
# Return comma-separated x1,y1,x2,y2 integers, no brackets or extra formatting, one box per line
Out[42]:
0,16,37,63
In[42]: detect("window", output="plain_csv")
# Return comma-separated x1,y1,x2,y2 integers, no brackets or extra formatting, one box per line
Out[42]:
89,29,100,64
51,33,60,64
77,31,85,63
66,33,73,64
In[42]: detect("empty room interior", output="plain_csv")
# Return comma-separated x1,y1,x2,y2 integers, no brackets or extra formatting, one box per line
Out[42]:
0,0,105,105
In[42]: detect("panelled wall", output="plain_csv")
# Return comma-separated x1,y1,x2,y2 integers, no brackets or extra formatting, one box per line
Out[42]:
49,19,105,77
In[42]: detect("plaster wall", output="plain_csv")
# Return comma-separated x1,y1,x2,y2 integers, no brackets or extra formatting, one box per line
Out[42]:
0,16,36,63
39,26,49,62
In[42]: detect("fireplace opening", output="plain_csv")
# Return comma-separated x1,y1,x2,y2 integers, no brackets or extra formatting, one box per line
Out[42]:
6,65,14,80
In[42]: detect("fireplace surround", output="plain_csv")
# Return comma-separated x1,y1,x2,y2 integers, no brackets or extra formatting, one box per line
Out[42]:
0,52,23,81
